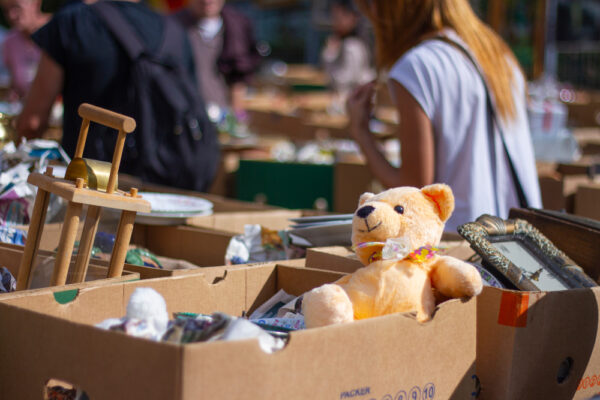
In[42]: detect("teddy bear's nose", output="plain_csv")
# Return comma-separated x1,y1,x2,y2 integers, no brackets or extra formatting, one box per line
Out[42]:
356,205,375,218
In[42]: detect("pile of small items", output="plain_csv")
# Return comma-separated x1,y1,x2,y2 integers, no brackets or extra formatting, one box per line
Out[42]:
97,287,305,345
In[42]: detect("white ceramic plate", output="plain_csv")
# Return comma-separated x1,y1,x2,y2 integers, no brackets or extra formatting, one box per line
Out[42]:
134,192,214,225
138,192,213,215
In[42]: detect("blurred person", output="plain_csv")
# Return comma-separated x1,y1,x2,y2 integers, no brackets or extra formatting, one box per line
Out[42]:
321,0,375,108
1,0,48,99
173,0,261,117
15,0,220,191
347,0,542,231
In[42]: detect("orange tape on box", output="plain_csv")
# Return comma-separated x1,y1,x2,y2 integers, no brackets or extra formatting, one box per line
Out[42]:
497,291,529,327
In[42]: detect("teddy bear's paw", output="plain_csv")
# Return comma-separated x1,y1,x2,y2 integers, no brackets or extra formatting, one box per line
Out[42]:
302,284,354,328
463,267,484,297
416,310,432,323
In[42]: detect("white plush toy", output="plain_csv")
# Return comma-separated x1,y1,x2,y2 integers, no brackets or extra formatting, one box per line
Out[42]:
126,287,169,336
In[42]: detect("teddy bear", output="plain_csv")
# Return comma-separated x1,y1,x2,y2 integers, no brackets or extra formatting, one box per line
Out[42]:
302,184,483,328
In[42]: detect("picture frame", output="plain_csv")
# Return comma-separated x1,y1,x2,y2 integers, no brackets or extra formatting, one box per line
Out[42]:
457,214,597,291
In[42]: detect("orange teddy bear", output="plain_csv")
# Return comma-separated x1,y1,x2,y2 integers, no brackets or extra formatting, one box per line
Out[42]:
302,184,483,327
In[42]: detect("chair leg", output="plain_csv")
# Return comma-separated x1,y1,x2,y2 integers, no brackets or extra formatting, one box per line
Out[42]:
16,188,50,290
51,202,83,286
107,210,136,278
70,205,102,284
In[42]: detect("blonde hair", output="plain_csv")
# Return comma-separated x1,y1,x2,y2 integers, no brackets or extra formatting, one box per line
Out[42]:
355,0,521,122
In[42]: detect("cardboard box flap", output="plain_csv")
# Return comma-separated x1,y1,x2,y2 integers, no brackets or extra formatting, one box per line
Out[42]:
133,225,233,267
477,286,600,399
0,264,478,400
181,297,477,399
1,264,341,325
186,209,304,233
305,246,363,273
511,288,600,399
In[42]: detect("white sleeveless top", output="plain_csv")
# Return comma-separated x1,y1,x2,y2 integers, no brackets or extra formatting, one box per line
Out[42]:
388,30,542,231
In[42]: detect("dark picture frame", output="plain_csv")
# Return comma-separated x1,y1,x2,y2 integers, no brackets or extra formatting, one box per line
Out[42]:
458,214,597,291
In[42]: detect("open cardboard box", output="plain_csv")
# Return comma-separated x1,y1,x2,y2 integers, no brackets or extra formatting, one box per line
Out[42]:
300,234,600,399
130,224,236,267
0,242,139,294
21,220,237,269
15,222,230,278
472,208,600,399
472,209,600,399
0,263,477,399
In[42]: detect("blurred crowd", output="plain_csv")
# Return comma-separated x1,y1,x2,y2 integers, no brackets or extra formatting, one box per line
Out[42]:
0,0,549,229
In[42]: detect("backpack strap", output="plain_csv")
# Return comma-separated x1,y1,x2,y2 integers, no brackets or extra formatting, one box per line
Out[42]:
91,1,146,60
158,16,183,62
432,35,530,210
158,17,201,102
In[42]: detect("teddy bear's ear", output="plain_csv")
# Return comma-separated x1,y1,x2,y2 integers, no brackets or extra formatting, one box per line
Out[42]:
421,184,455,222
358,192,375,207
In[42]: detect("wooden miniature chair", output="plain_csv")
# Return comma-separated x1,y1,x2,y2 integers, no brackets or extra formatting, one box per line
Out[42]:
16,103,151,290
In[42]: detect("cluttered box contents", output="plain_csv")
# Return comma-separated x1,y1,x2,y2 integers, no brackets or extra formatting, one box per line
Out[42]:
0,263,477,400
0,242,139,294
456,212,600,400
300,201,600,400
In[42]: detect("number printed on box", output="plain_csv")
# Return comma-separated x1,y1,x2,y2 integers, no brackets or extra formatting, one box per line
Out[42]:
394,383,435,400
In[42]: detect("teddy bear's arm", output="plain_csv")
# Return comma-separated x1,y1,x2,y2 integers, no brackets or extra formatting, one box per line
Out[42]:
429,256,483,298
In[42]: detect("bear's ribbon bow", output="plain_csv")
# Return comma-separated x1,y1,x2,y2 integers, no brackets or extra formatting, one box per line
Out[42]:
354,238,439,263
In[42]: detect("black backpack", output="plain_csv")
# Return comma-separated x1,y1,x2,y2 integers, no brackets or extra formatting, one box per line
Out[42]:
91,1,220,192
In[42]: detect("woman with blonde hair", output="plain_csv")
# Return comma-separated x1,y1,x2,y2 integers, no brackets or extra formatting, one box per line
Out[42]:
347,0,542,230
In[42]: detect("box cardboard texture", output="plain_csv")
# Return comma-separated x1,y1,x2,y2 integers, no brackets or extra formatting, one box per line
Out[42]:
130,224,234,267
0,264,477,399
301,241,600,399
0,242,138,293
476,287,600,400
23,221,235,268
475,209,600,399
186,209,305,233
575,183,600,221
16,223,212,279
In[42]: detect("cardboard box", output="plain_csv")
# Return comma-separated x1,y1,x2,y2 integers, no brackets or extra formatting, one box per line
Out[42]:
572,128,600,156
130,224,235,267
477,286,600,399
300,239,600,399
0,263,477,399
186,209,305,233
474,208,600,399
17,222,233,276
236,160,378,213
0,242,139,292
508,208,600,277
538,172,600,212
575,183,600,221
334,162,380,213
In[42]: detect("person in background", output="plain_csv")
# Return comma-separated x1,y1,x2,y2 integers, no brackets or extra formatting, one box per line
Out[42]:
1,0,48,100
15,0,195,158
346,0,542,231
173,0,261,118
321,0,374,109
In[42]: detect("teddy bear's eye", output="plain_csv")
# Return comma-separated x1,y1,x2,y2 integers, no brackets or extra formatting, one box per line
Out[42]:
394,205,404,214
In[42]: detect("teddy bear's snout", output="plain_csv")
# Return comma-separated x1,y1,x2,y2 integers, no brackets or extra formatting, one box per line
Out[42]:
356,205,375,219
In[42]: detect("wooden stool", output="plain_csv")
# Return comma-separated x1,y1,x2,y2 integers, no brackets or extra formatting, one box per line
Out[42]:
16,103,151,290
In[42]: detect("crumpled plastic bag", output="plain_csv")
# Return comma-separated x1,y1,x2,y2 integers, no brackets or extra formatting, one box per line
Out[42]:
225,224,287,265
